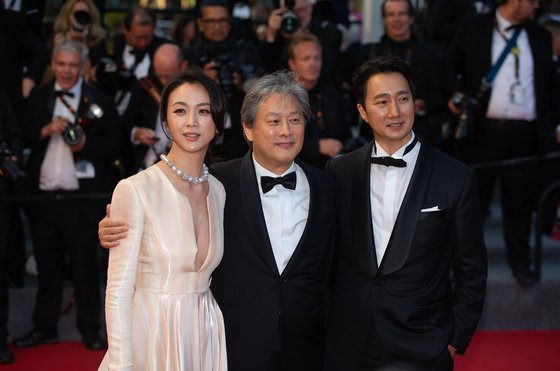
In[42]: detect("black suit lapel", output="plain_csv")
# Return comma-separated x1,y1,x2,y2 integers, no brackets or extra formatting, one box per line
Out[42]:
353,142,378,276
281,159,319,277
239,151,280,276
378,144,434,276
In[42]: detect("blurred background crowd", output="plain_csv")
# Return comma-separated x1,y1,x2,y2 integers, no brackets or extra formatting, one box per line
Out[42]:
1,0,560,365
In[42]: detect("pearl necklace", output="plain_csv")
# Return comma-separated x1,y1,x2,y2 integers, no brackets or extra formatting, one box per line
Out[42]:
160,154,209,184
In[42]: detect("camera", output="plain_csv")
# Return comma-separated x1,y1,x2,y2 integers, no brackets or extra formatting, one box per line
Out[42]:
63,103,104,146
95,57,137,96
0,142,27,186
450,92,478,141
201,54,237,98
71,10,91,34
281,0,300,35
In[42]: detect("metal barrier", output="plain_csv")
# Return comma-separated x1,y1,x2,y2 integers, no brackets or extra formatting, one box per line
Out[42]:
469,150,560,281
534,179,560,280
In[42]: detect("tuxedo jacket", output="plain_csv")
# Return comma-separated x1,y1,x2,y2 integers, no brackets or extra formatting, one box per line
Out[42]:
324,141,487,369
23,81,122,194
90,33,168,74
445,12,559,155
210,151,338,371
121,76,161,174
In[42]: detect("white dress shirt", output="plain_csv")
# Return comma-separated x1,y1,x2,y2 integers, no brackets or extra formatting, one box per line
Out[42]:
486,11,536,121
123,44,150,80
39,79,83,191
253,156,310,274
3,0,21,11
370,134,420,266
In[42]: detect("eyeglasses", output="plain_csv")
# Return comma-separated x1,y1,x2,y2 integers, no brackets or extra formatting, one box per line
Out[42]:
201,18,231,27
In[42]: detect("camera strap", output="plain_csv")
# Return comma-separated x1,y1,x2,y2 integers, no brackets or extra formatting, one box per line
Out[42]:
481,26,522,90
138,77,162,107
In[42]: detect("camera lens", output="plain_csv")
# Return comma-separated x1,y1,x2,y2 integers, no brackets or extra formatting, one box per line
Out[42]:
72,10,91,33
281,10,299,35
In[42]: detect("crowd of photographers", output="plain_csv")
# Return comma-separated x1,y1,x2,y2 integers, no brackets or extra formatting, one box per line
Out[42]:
1,0,560,365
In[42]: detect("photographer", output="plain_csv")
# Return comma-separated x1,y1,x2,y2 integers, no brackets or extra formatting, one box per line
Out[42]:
122,43,187,174
445,0,560,286
0,87,23,364
260,0,342,87
91,7,167,114
13,40,121,351
185,0,262,160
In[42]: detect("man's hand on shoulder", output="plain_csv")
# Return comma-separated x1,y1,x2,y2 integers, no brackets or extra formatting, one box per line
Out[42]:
98,204,128,248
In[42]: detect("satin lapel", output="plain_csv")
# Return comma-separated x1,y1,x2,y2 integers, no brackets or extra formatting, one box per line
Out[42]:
352,142,378,276
281,159,318,277
378,144,434,276
239,151,280,276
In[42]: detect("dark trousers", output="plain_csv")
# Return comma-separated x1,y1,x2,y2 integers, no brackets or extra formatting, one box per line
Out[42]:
28,197,102,336
460,119,538,271
360,316,454,371
0,200,12,341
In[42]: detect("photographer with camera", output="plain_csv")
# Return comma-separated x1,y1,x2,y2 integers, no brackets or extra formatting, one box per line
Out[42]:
0,86,24,364
122,43,187,174
445,0,560,287
260,0,342,87
185,0,262,160
91,7,167,114
12,40,121,351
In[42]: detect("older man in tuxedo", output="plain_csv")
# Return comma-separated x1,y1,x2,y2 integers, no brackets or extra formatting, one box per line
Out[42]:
324,56,487,371
99,71,337,371
13,40,121,351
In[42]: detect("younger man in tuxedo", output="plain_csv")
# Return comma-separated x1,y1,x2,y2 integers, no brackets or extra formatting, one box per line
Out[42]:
324,56,487,370
99,71,337,371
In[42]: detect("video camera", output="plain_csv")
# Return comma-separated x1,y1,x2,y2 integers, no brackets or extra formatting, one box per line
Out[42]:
281,0,300,35
0,142,27,187
63,103,104,147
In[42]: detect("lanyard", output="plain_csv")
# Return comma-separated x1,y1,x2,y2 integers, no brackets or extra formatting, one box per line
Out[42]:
497,26,521,82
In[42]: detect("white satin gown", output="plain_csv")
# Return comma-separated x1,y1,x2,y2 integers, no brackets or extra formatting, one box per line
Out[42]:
98,165,227,371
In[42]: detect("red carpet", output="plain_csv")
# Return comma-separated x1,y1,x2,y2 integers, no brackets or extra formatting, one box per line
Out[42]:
455,331,559,371
1,331,558,370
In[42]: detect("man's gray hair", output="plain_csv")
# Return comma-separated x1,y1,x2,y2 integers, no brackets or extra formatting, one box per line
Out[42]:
241,71,310,129
52,40,89,64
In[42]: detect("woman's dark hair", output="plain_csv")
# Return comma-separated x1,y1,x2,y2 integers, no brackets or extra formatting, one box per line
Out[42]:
160,66,228,161
171,10,197,47
352,56,416,107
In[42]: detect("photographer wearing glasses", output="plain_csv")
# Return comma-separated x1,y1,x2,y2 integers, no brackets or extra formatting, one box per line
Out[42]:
12,40,121,351
185,0,263,160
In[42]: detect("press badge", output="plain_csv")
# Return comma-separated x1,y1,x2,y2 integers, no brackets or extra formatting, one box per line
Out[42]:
509,82,523,105
75,160,95,179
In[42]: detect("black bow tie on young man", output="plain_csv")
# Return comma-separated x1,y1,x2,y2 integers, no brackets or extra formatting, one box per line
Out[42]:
55,90,74,98
261,171,297,194
371,136,418,168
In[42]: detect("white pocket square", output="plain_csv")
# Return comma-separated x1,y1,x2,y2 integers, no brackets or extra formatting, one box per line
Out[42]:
421,206,441,212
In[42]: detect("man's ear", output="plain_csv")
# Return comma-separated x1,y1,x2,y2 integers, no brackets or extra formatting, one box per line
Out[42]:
287,58,296,72
357,103,368,123
242,122,253,144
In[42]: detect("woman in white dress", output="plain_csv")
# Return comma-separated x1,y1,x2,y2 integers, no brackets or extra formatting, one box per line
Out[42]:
99,67,228,370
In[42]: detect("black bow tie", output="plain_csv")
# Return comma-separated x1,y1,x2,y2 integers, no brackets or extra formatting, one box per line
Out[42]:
371,136,418,168
261,172,297,194
371,156,406,167
55,90,74,98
